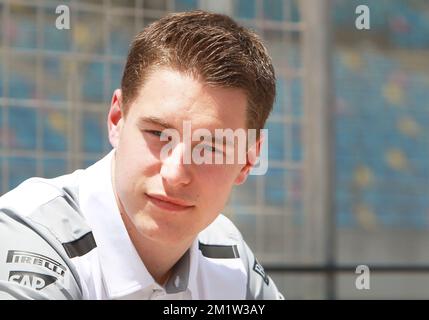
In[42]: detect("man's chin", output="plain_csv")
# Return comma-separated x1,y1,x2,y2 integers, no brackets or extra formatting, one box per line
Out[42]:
135,219,189,243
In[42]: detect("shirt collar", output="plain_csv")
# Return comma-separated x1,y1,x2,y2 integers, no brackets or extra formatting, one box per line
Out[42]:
78,149,199,299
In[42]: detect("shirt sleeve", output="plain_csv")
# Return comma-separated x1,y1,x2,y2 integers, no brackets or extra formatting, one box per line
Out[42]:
0,208,82,300
239,239,285,300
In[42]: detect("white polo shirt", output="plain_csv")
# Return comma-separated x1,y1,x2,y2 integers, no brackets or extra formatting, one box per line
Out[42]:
77,150,200,299
0,150,283,300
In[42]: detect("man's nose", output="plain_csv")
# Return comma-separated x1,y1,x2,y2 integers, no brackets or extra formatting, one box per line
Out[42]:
160,142,192,186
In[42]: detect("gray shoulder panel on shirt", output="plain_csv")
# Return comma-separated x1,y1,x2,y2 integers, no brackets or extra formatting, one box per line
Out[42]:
10,179,97,257
27,188,97,257
62,232,97,259
199,214,285,300
198,242,240,259
0,178,94,299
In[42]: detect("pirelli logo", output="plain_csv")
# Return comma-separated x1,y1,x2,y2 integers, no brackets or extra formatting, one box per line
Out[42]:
6,250,66,277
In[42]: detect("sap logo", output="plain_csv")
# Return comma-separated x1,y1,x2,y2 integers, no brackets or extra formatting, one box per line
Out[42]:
9,271,57,291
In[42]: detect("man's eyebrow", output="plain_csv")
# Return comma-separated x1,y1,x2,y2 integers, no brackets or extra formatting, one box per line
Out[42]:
137,116,176,129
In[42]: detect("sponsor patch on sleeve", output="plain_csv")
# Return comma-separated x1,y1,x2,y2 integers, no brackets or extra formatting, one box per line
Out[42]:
8,271,57,291
6,250,66,277
253,258,269,285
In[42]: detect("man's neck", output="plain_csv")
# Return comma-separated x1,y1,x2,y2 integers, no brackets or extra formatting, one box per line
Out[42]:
110,155,192,285
119,209,193,285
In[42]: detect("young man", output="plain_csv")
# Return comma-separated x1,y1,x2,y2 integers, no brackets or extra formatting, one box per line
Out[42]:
0,10,283,300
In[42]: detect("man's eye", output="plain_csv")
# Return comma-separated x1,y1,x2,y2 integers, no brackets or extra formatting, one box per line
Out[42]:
203,145,223,154
145,130,162,137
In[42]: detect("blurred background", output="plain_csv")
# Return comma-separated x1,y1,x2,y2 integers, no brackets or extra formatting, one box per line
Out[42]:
0,0,428,299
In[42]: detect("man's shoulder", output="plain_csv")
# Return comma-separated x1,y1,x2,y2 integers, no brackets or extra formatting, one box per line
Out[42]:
0,170,94,260
198,214,243,245
196,214,244,262
198,215,285,300
0,172,89,300
0,171,83,218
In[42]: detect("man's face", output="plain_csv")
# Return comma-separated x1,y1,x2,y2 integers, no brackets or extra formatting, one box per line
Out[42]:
107,67,255,245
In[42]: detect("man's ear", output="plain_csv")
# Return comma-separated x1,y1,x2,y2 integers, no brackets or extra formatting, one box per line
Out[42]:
234,134,263,185
107,89,124,149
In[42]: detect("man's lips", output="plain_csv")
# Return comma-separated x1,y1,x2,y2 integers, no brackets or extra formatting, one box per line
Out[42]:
145,193,195,211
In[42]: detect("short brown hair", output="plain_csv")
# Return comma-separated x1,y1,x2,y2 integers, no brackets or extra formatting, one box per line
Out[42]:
121,10,276,132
